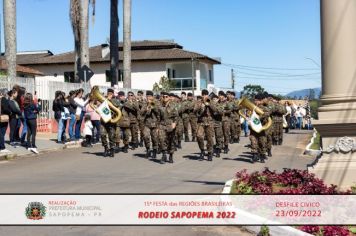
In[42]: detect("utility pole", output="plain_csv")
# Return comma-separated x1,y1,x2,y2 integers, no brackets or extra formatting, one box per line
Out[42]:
231,68,235,90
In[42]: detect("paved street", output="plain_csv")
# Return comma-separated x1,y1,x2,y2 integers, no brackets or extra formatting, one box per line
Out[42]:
0,130,314,236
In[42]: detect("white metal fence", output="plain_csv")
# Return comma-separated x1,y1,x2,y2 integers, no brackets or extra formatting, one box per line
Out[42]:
0,77,145,132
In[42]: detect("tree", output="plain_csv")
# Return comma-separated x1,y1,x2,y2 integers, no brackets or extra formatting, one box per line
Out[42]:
4,0,17,83
153,76,174,93
70,0,81,82
123,0,132,88
70,0,94,83
110,0,119,87
240,84,265,99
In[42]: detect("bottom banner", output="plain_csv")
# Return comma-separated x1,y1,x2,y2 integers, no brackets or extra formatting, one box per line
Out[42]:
0,195,354,225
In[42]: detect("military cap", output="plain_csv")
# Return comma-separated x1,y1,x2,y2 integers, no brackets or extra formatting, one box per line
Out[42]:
201,89,209,96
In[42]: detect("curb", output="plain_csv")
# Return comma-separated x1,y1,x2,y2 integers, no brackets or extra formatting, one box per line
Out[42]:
0,141,85,161
304,129,321,156
221,179,312,236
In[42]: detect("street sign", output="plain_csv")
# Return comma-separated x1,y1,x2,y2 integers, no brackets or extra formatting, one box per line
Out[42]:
79,65,94,82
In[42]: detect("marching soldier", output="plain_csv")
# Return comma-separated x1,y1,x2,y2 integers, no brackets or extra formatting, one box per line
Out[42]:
141,90,160,159
117,91,131,153
187,93,198,142
195,89,218,161
218,91,232,154
249,93,271,163
127,91,140,149
101,88,118,158
181,92,191,142
227,91,241,143
211,94,224,157
137,91,145,147
175,95,184,149
158,92,178,164
269,95,286,145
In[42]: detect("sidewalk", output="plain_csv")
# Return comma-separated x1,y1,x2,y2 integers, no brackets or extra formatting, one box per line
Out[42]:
0,133,82,160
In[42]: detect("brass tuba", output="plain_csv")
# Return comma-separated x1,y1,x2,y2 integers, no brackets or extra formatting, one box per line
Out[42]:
89,86,122,124
236,97,273,133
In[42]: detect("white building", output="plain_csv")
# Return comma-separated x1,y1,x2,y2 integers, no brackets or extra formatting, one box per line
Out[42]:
17,40,221,94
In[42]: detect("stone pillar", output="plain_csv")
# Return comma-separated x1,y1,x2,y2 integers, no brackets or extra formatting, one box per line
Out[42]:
311,0,356,189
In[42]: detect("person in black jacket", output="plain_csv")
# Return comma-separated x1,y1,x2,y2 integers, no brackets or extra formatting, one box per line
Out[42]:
24,93,39,154
8,89,22,146
67,91,77,141
53,91,69,144
0,89,11,153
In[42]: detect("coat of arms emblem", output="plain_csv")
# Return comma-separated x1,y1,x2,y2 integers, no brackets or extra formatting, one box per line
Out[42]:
25,202,46,220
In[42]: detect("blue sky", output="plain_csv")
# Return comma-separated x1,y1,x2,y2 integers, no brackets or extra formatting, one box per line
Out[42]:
1,0,321,94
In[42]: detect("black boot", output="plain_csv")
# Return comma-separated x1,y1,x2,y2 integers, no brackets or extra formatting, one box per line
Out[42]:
115,143,120,153
109,148,115,158
215,148,221,158
139,139,144,147
145,148,151,158
224,145,229,154
177,141,182,149
252,153,258,163
169,153,173,163
160,151,167,164
229,139,234,144
123,145,129,153
207,152,213,161
152,149,157,159
185,136,189,142
260,154,266,163
278,140,283,145
103,147,109,157
236,137,240,143
268,149,272,157
192,137,196,142
199,151,205,161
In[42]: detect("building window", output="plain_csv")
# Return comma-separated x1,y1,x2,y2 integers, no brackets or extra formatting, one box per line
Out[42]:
167,68,171,79
64,71,77,83
209,70,213,82
106,70,123,82
172,69,176,79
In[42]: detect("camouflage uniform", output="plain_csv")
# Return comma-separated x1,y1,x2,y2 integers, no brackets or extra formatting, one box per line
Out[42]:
271,102,287,145
219,100,233,148
118,100,132,152
187,99,198,141
126,100,140,148
212,101,224,156
141,100,160,157
181,99,191,141
159,100,178,163
249,104,271,162
101,98,120,154
195,99,218,160
230,100,242,143
137,98,145,146
175,101,184,148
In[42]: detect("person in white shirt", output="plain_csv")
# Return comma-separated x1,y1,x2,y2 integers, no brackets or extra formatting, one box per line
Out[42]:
284,101,292,133
295,107,304,130
82,114,93,147
74,89,89,140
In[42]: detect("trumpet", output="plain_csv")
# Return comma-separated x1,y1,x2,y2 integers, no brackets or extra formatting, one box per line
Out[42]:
147,100,156,109
236,97,272,133
204,97,211,105
89,86,122,124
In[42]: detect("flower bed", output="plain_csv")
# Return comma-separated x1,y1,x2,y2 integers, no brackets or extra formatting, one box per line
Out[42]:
232,168,355,235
